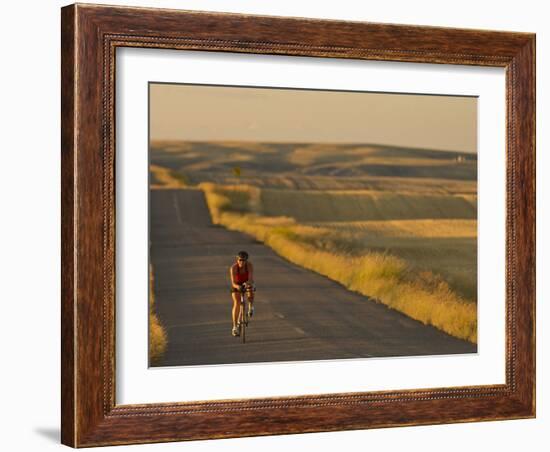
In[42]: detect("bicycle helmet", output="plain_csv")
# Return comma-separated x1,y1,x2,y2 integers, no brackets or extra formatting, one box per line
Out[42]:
236,250,249,260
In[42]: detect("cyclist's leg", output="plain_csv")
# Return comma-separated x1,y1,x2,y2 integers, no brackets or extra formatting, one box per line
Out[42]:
246,286,255,315
231,291,240,329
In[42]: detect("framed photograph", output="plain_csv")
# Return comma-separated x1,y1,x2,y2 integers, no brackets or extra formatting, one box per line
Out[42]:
61,3,535,447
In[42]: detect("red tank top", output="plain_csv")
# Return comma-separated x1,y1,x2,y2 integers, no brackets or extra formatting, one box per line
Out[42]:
234,263,249,284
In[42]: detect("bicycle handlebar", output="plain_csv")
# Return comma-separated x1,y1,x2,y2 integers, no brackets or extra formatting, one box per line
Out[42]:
239,283,256,292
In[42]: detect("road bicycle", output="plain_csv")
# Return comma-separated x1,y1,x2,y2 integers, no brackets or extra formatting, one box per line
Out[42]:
237,283,255,344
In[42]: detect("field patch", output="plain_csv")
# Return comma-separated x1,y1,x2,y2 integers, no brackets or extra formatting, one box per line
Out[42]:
260,188,476,222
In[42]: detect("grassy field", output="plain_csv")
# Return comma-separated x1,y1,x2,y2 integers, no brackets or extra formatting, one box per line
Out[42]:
259,188,476,221
149,264,167,365
150,141,478,343
150,140,477,190
315,219,477,302
150,164,188,188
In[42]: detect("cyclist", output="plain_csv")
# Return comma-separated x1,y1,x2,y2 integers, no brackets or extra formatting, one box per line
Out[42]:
229,251,255,337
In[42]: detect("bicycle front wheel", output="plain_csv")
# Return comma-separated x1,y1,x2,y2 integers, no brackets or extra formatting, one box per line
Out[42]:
240,301,246,344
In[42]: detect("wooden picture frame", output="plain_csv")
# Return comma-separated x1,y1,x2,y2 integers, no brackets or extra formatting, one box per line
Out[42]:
61,3,535,447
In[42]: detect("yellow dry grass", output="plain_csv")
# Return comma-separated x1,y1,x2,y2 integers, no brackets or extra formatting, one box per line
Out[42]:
200,182,477,343
310,219,477,301
150,164,189,189
316,219,476,237
149,264,168,365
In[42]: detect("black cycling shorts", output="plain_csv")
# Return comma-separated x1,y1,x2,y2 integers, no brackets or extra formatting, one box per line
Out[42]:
230,285,254,294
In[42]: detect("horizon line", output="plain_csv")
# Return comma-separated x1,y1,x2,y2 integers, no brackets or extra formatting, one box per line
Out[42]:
149,139,477,155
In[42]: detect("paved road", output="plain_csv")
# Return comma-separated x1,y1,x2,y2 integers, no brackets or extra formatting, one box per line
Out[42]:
150,189,476,366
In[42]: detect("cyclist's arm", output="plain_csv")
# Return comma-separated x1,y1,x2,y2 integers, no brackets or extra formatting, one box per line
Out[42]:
229,266,240,290
247,262,254,285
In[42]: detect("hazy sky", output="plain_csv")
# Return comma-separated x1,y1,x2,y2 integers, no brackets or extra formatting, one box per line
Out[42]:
150,83,477,153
